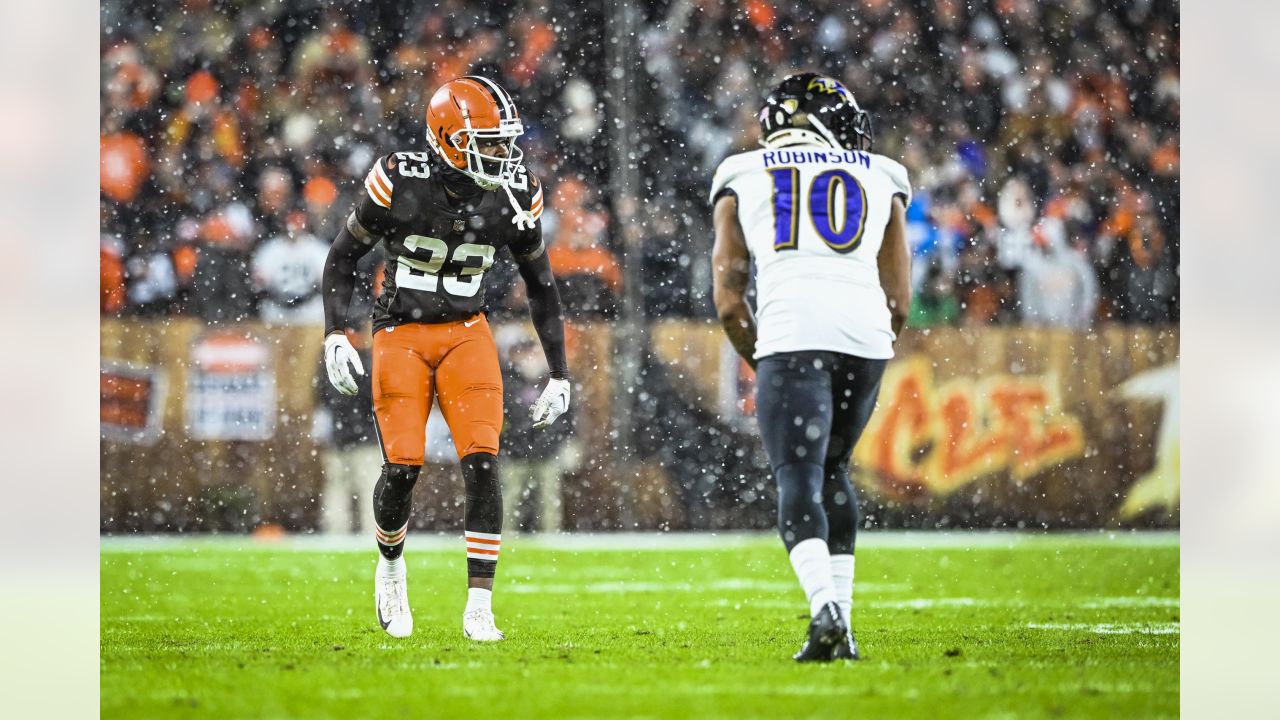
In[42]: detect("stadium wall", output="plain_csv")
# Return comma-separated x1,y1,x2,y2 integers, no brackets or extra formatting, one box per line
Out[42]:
101,319,1178,532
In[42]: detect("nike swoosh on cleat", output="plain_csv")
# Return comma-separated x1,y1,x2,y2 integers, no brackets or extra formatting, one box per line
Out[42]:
376,605,391,630
464,318,481,327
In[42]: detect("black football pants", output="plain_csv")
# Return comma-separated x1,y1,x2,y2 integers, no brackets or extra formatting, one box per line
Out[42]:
755,351,887,553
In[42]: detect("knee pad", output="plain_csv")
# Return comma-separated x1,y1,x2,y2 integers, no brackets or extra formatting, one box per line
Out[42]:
373,463,421,559
381,462,421,493
461,453,499,491
461,453,502,531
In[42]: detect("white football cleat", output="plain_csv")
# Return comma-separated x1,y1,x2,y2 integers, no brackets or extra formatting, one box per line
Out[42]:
463,608,505,642
375,559,413,639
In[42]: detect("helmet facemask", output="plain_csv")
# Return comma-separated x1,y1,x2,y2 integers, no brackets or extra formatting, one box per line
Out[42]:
840,107,874,151
427,115,526,191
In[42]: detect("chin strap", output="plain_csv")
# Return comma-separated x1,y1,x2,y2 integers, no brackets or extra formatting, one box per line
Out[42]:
503,182,538,231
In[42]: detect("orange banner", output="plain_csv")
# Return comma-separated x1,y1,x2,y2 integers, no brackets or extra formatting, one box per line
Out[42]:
856,355,1086,498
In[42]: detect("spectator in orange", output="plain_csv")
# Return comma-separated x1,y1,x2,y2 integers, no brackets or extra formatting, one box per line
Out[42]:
508,15,557,86
291,8,371,98
100,132,150,203
548,179,621,318
189,206,256,324
255,167,294,237
162,70,244,169
1150,141,1179,178
1106,213,1176,324
102,43,159,119
303,174,340,233
101,233,126,315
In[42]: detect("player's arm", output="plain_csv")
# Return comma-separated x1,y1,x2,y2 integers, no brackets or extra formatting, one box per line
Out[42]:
321,158,397,395
320,212,380,395
712,194,757,370
878,196,912,338
322,212,380,336
511,193,570,429
515,250,568,373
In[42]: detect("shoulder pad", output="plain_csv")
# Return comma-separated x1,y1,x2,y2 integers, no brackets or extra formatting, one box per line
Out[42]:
363,155,397,209
709,152,752,205
877,155,912,208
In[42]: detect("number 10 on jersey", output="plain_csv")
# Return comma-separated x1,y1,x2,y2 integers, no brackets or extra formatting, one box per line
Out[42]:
769,167,869,254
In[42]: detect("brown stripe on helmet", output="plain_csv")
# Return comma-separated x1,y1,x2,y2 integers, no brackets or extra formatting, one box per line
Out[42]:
462,75,515,120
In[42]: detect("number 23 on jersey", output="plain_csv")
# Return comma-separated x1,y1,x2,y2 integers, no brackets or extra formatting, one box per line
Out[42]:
396,235,496,298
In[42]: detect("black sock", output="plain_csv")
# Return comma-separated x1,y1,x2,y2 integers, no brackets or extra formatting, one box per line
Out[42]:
776,461,828,552
822,459,859,555
372,463,421,560
461,453,503,578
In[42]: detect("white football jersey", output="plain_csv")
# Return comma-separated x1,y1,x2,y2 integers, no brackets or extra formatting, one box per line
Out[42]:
710,145,911,360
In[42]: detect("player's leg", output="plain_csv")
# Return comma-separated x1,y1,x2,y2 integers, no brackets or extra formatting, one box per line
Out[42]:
434,316,506,641
823,354,888,660
755,351,846,661
370,326,432,638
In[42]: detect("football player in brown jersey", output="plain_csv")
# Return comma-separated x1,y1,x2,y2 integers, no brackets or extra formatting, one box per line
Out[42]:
321,76,569,642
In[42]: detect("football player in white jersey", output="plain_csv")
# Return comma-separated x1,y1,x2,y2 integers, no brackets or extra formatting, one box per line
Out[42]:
710,73,913,662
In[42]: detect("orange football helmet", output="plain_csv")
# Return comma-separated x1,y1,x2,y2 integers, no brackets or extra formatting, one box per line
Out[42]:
424,76,525,191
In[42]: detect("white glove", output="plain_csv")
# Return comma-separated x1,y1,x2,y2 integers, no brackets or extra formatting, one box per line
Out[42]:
530,378,570,430
323,332,365,396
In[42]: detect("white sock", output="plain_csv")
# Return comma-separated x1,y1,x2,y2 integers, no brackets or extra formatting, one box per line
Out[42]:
830,554,855,622
788,538,836,618
466,587,493,614
378,555,405,579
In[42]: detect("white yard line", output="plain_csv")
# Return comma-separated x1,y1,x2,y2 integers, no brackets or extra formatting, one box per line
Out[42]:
100,530,1179,553
709,596,1180,610
1027,622,1181,635
1081,596,1181,609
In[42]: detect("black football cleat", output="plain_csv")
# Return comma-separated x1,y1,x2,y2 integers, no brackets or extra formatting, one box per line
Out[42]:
832,626,861,661
793,601,847,663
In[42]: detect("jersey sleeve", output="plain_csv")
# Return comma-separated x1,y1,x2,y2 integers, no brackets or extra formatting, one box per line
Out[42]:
509,173,546,262
709,155,743,205
881,157,912,209
352,155,398,237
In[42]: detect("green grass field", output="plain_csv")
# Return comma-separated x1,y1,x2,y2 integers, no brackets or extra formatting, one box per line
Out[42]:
101,532,1178,719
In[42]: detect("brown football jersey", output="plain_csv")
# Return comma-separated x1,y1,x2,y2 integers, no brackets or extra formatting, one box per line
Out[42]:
354,151,545,331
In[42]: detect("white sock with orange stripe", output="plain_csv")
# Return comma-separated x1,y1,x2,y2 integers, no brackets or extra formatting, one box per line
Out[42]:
375,520,409,562
465,530,501,572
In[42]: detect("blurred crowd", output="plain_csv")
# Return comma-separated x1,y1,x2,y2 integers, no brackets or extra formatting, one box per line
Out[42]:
641,0,1179,327
101,0,1178,329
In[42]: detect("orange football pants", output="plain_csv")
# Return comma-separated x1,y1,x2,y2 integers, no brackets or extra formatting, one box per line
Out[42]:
371,314,503,465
